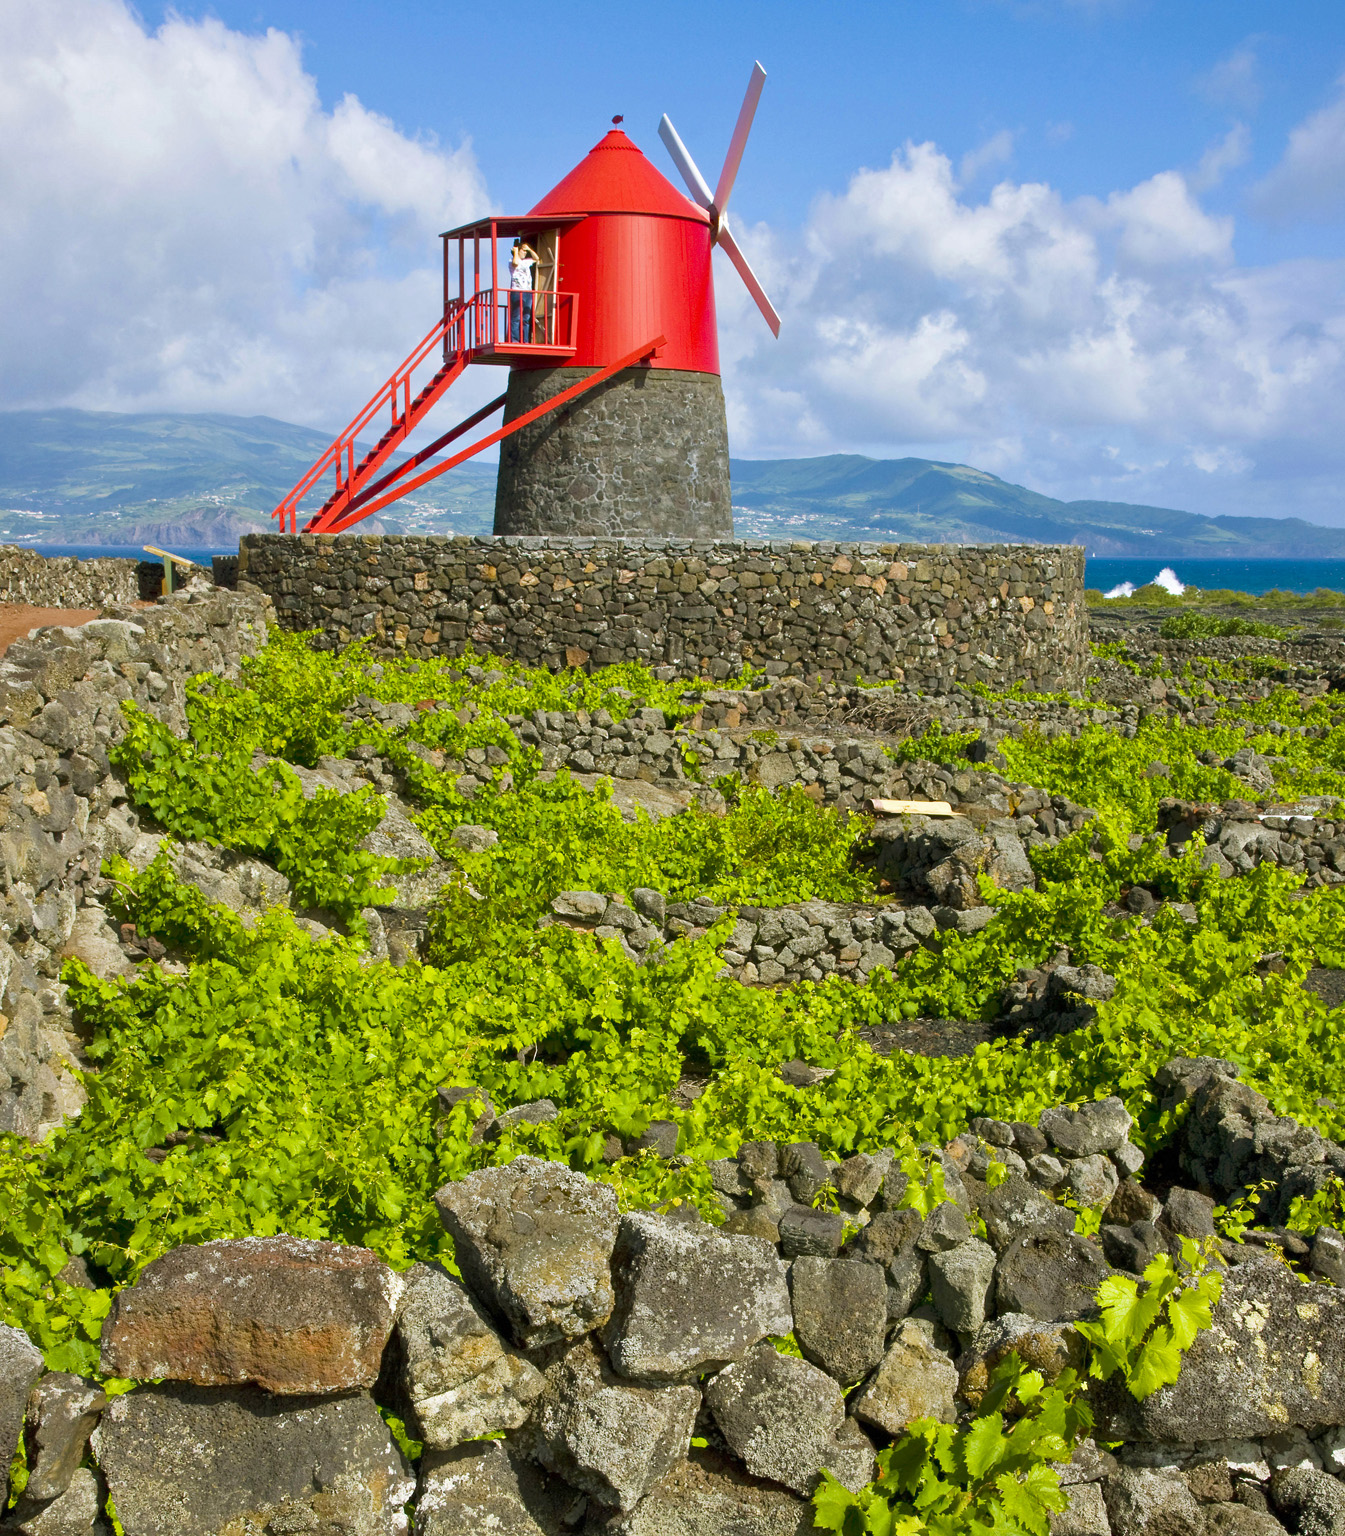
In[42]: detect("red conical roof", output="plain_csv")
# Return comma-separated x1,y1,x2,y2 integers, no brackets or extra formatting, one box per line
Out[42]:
529,129,709,221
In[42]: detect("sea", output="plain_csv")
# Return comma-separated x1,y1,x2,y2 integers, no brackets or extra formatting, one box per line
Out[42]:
11,547,1345,599
1085,558,1345,599
15,544,235,562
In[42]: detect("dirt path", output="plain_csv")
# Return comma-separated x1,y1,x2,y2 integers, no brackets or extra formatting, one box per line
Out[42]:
0,604,100,657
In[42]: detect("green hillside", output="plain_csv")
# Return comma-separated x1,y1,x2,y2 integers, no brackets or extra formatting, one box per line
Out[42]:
0,409,496,542
2,411,1343,555
729,454,1345,557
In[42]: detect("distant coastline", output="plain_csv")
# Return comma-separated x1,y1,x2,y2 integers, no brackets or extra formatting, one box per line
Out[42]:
4,408,1345,562
8,546,1345,601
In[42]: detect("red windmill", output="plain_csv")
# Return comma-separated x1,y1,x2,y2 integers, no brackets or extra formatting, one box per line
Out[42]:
272,65,780,540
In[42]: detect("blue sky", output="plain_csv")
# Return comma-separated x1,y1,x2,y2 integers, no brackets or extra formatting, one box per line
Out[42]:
135,0,1345,260
5,1,1345,523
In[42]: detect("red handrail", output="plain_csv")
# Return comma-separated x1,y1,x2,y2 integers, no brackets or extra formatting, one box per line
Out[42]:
322,332,665,533
274,287,579,532
447,288,577,352
273,304,463,531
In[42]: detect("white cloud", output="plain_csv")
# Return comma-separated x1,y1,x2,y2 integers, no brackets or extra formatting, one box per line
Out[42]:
1102,170,1233,266
0,0,491,423
7,0,1345,527
1191,123,1251,192
960,130,1016,184
1252,75,1345,222
719,141,1345,521
1197,43,1262,112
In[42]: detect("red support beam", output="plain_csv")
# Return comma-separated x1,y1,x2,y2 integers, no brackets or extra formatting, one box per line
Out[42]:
315,391,509,527
322,334,666,534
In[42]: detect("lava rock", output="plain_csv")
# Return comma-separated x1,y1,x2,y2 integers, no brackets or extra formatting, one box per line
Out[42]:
929,1239,997,1333
433,1157,620,1347
1310,1228,1345,1287
20,1373,106,1503
631,1121,680,1158
602,1212,791,1383
1039,1097,1133,1159
1206,1506,1289,1536
703,1342,874,1497
886,1249,930,1323
736,1141,780,1185
780,1143,831,1205
413,1439,574,1536
1097,1262,1345,1441
1270,1466,1345,1536
957,1313,1087,1406
1161,1187,1217,1241
377,1262,543,1450
94,1383,413,1536
1,1325,45,1503
1100,1221,1166,1275
778,1205,846,1260
994,1226,1112,1322
848,1207,922,1265
917,1203,973,1252
980,1174,1074,1252
98,1236,399,1393
1064,1153,1120,1210
788,1257,888,1385
1051,1482,1111,1536
3,1465,107,1536
1103,1466,1205,1536
835,1149,894,1208
608,1443,818,1536
1105,1179,1162,1227
528,1336,699,1513
852,1317,957,1435
1012,1122,1049,1158
1178,1073,1336,1212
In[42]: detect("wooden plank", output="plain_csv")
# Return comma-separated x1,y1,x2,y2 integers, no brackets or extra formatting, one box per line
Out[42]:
866,798,958,818
142,546,199,566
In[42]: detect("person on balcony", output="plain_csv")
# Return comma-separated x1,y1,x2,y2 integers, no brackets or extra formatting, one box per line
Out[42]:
508,240,537,343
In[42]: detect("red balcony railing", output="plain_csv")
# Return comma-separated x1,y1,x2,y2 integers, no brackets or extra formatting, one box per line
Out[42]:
446,288,579,357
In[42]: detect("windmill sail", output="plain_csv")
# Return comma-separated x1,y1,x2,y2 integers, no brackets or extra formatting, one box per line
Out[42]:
658,62,780,337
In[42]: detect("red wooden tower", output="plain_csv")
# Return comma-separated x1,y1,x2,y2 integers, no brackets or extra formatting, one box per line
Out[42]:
272,66,779,539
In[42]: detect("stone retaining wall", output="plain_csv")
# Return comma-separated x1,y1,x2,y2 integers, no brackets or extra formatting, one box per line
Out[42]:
5,1060,1345,1536
238,533,1088,691
0,547,139,609
0,584,273,1142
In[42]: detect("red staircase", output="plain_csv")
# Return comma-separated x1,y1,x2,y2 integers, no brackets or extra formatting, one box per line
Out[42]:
274,308,468,534
272,283,658,536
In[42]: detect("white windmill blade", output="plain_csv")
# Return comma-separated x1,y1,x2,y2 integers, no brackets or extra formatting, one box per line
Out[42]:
713,61,767,217
717,220,781,338
658,115,714,211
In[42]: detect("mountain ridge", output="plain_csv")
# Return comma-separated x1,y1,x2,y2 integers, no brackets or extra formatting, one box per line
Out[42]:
1,410,1342,557
728,454,1345,557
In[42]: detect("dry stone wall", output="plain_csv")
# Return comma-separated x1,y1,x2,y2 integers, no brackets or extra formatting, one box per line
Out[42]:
7,1061,1345,1536
0,582,273,1142
0,549,139,610
238,533,1088,692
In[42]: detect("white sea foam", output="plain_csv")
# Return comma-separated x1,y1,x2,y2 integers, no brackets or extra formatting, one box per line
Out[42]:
1101,567,1186,599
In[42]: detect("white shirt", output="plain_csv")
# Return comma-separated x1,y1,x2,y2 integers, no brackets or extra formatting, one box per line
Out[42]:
509,255,535,291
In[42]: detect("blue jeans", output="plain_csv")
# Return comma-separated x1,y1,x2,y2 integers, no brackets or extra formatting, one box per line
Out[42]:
509,291,533,342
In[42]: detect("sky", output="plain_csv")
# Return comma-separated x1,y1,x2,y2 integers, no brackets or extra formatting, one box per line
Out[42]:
4,0,1345,523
